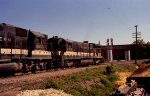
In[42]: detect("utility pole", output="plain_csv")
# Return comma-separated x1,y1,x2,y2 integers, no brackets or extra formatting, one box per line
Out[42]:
135,25,138,64
132,25,141,64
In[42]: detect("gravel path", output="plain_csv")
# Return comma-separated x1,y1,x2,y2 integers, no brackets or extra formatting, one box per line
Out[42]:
0,65,100,96
17,89,72,96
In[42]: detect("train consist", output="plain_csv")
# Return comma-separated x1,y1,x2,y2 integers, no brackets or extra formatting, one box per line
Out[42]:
0,23,103,75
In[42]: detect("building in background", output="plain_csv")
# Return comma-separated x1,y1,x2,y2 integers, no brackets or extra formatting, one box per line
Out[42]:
101,44,131,61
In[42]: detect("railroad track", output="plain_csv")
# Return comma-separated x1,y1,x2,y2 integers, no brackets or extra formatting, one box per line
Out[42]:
0,63,105,78
0,66,83,78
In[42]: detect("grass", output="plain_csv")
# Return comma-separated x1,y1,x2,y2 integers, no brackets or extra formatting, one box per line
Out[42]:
22,63,136,96
43,65,122,96
112,63,136,72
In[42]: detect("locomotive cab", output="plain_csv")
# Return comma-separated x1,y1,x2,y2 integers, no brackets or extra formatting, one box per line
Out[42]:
27,31,48,57
48,36,67,68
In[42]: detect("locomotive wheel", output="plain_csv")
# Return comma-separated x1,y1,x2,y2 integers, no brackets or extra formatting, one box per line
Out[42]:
46,61,51,70
31,65,37,73
93,60,96,65
39,64,43,71
75,60,80,67
22,64,28,73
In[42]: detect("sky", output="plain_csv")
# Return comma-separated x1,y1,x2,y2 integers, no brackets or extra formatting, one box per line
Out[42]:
0,0,150,45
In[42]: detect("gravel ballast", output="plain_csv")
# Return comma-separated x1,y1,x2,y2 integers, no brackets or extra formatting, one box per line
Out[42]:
17,89,72,96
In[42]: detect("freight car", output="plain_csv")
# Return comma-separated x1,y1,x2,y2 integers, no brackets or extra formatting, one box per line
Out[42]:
0,23,104,75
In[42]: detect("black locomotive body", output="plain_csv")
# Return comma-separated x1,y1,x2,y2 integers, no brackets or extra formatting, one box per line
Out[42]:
27,30,50,59
0,23,28,59
0,23,51,74
48,36,103,68
0,23,50,60
0,23,104,75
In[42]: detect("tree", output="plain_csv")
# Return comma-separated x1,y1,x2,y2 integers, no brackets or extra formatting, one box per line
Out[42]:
132,39,145,46
131,39,150,59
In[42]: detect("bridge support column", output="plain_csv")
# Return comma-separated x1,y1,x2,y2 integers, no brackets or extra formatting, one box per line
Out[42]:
125,50,131,61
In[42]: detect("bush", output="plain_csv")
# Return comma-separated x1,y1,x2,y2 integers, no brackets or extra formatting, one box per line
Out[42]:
108,73,119,82
44,79,66,90
42,65,126,96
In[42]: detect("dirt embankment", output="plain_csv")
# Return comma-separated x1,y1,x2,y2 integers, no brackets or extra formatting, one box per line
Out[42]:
131,64,150,77
115,72,131,86
116,64,150,86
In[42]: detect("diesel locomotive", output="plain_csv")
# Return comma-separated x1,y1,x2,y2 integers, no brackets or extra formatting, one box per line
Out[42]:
0,23,103,75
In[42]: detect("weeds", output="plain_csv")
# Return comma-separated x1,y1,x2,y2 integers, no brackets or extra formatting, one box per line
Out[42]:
43,65,120,96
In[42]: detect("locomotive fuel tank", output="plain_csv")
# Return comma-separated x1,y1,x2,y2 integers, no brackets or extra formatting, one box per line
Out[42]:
0,62,23,74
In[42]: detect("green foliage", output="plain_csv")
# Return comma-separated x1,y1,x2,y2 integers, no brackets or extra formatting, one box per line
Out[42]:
131,40,150,59
41,64,136,96
105,65,115,75
43,66,119,96
72,83,89,96
44,79,65,90
108,73,119,82
112,64,136,72
132,39,145,45
90,84,105,96
64,67,104,83
89,75,117,96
